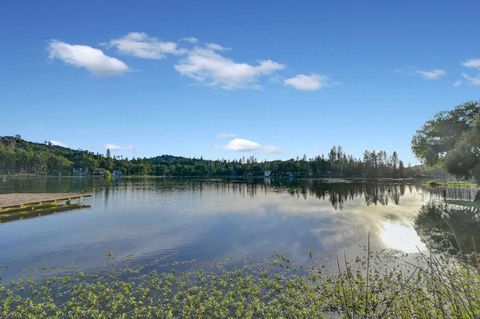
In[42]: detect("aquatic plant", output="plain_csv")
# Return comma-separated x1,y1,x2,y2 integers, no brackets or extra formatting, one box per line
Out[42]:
1,250,479,318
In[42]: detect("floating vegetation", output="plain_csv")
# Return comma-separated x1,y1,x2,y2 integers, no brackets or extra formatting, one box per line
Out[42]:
1,251,479,318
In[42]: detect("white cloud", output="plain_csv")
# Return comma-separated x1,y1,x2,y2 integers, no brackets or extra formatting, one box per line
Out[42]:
181,37,199,44
48,40,128,75
174,44,285,89
48,140,68,147
205,43,227,51
109,32,185,59
462,73,480,86
217,138,281,154
104,143,136,153
462,59,480,69
461,59,480,86
414,69,447,80
453,80,463,87
218,133,239,139
284,74,332,91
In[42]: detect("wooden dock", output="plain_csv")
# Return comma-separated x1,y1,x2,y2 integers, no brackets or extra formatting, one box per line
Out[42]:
0,193,92,214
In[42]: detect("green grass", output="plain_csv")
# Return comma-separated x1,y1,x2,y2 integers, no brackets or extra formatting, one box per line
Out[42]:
1,251,479,319
426,180,479,189
426,180,443,187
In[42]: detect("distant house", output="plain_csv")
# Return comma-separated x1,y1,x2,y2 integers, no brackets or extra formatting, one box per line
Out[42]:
72,167,88,176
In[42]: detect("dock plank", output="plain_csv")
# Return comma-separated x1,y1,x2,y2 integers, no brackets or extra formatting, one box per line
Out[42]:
0,193,92,211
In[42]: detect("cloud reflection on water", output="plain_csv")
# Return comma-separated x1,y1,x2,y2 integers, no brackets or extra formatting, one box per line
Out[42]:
0,178,435,280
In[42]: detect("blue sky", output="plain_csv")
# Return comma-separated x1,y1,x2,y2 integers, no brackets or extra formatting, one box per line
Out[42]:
1,1,480,164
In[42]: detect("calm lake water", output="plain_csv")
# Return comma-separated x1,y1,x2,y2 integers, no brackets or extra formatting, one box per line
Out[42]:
0,177,477,281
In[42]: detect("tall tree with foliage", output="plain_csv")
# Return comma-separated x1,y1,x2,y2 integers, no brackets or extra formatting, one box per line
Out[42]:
412,101,480,182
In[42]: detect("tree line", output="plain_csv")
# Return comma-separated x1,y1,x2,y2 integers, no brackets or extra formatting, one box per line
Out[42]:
0,135,413,178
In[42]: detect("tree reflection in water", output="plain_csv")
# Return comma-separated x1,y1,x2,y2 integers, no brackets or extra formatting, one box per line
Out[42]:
414,203,480,262
258,180,408,209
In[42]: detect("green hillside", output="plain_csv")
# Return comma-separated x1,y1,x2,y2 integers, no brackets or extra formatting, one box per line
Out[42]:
1,135,415,178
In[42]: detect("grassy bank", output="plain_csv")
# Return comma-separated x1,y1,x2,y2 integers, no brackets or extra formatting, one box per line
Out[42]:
426,180,479,189
1,252,479,319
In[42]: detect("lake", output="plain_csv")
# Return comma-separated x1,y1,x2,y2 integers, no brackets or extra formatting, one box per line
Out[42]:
0,176,477,281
